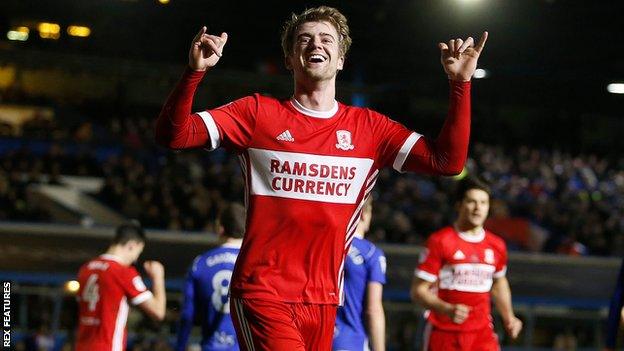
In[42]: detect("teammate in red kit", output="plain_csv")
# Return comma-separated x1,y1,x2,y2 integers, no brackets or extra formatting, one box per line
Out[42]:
155,6,487,350
75,224,166,351
411,177,522,351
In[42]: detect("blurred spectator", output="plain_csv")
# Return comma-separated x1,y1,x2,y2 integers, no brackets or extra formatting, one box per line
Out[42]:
553,329,578,350
2,112,624,256
33,325,55,351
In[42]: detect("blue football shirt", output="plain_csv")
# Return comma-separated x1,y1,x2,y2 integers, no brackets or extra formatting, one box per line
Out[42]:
177,243,241,351
334,237,386,349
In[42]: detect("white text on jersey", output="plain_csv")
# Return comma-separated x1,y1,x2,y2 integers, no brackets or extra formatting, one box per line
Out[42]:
249,149,374,204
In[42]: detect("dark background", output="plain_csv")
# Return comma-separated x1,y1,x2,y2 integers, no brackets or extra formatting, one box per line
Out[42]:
2,0,623,153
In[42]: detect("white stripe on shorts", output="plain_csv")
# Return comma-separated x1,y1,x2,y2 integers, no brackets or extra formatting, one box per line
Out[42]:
233,298,255,351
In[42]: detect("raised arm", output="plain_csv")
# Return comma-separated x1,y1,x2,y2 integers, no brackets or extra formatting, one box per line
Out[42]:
402,33,488,176
138,260,167,321
155,27,228,149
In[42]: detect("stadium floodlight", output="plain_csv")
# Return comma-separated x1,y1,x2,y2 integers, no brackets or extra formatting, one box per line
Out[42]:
67,25,91,38
473,68,489,79
7,27,29,41
607,83,624,94
158,0,170,4
38,22,61,40
64,280,80,294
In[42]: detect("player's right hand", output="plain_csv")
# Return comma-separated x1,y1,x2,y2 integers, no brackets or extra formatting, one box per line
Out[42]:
504,316,523,339
144,260,165,281
447,303,471,324
189,26,228,71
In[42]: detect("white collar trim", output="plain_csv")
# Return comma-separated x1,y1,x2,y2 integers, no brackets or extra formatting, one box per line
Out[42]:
455,226,486,243
290,98,338,119
100,254,124,263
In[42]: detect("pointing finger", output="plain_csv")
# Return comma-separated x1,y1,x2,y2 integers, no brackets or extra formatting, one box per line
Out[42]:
193,26,207,44
475,31,489,53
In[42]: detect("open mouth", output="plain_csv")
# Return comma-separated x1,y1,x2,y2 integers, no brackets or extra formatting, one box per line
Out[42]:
307,54,327,63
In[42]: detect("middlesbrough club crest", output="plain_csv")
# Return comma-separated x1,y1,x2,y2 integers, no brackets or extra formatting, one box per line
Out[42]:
335,130,354,150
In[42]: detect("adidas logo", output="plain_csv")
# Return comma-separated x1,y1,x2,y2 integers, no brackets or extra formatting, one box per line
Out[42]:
452,250,466,260
276,130,295,142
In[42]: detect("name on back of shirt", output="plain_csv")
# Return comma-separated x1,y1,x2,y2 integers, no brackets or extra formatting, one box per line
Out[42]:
206,252,238,267
87,261,109,271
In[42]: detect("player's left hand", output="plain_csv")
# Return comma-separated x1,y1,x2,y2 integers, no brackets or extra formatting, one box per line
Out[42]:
439,32,488,82
144,261,165,281
504,315,523,339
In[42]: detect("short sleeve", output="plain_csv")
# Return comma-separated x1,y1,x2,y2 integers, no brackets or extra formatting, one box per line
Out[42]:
415,236,444,282
117,266,153,305
371,111,421,171
366,246,387,284
198,94,259,152
493,240,508,279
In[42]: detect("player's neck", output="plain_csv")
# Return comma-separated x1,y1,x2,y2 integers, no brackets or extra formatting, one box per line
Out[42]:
104,247,131,266
293,79,336,111
454,221,484,236
220,237,243,248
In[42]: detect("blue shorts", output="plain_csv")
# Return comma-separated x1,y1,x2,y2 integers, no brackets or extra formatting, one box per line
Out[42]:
332,327,369,351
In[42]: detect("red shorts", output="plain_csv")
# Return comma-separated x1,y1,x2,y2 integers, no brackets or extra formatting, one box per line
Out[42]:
424,323,500,351
231,297,337,351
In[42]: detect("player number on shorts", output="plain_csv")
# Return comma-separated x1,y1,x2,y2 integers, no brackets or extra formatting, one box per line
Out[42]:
83,274,100,311
211,270,233,313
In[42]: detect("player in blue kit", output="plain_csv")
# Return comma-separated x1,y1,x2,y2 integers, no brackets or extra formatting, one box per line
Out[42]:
176,203,246,351
334,197,386,351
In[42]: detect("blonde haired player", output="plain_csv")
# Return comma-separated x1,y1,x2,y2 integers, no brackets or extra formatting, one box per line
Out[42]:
156,6,487,350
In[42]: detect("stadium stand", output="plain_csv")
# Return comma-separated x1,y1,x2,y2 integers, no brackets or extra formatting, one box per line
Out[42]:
2,1,624,349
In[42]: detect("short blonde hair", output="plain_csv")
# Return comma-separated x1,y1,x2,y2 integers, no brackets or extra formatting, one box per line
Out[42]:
280,6,352,59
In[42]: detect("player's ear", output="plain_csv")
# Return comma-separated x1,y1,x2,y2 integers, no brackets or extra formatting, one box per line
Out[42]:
284,55,292,70
337,55,344,71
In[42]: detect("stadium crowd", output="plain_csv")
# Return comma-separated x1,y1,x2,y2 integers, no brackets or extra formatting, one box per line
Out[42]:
1,112,623,257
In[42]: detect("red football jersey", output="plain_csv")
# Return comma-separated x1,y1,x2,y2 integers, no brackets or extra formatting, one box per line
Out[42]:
75,254,153,351
198,94,419,304
415,226,507,331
